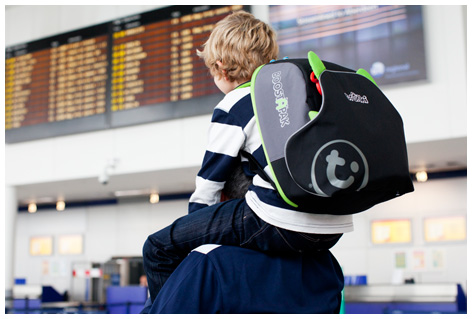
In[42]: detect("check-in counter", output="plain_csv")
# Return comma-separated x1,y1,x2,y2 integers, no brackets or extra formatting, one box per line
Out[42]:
344,283,467,314
7,284,43,314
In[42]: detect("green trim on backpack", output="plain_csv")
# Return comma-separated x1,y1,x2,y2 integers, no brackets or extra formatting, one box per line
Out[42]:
250,64,299,208
356,68,377,86
308,110,319,121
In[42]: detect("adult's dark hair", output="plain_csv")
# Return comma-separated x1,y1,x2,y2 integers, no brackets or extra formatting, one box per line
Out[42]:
221,162,252,200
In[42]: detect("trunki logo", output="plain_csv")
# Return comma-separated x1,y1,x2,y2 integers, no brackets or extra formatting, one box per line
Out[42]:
271,71,290,127
344,92,369,104
311,140,369,197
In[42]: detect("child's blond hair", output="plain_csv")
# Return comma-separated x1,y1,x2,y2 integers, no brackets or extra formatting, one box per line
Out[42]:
197,11,279,83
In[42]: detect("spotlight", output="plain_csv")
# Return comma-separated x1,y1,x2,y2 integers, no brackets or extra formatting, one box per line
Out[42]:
415,171,428,182
28,203,37,213
56,200,66,211
150,193,160,204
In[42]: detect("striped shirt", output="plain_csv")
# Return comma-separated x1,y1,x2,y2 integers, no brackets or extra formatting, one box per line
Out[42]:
189,85,353,234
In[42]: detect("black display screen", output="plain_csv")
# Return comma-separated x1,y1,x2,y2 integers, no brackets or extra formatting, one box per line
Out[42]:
270,5,427,86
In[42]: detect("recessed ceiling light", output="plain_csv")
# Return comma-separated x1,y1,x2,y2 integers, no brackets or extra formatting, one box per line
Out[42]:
150,193,160,204
56,200,66,211
28,203,37,213
415,171,428,182
114,189,150,197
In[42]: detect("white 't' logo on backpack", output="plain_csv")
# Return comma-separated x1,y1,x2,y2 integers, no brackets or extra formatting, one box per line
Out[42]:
311,140,369,197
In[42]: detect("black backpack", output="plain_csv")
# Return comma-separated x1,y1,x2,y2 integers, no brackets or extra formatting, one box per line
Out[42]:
249,51,414,215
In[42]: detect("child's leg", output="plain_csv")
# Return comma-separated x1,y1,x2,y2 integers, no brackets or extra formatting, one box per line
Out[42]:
143,198,248,302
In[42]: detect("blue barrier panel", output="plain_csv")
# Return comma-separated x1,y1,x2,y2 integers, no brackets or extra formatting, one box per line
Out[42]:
11,298,42,314
106,286,147,314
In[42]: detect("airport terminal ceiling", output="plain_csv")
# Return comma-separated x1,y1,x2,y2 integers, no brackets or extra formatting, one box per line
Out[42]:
13,137,466,208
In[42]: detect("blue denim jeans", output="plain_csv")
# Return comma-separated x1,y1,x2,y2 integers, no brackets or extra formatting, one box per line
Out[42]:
142,198,342,302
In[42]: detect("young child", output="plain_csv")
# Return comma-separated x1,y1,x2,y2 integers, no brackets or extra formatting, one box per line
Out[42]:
143,10,353,303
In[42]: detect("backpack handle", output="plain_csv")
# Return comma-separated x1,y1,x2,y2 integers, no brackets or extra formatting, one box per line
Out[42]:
309,50,378,87
308,51,326,79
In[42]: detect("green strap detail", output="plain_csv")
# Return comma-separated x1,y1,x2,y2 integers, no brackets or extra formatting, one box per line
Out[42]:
250,65,298,208
236,82,251,89
308,51,326,79
339,290,345,314
356,68,377,86
308,110,318,120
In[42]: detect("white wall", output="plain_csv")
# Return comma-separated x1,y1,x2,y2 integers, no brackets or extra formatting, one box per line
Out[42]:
5,115,210,185
5,5,165,47
332,177,467,291
14,198,188,294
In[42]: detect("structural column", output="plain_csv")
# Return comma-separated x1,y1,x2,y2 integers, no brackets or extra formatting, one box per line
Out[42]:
5,186,17,296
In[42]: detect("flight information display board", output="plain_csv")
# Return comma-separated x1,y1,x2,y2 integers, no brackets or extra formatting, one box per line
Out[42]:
270,5,427,86
5,23,109,134
5,5,244,143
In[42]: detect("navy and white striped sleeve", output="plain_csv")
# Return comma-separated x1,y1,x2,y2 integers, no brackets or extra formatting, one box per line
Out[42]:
188,93,249,214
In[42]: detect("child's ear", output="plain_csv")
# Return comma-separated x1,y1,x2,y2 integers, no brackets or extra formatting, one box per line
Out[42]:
216,61,229,80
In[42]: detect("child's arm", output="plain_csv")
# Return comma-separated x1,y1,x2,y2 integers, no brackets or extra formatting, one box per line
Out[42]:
188,108,245,213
